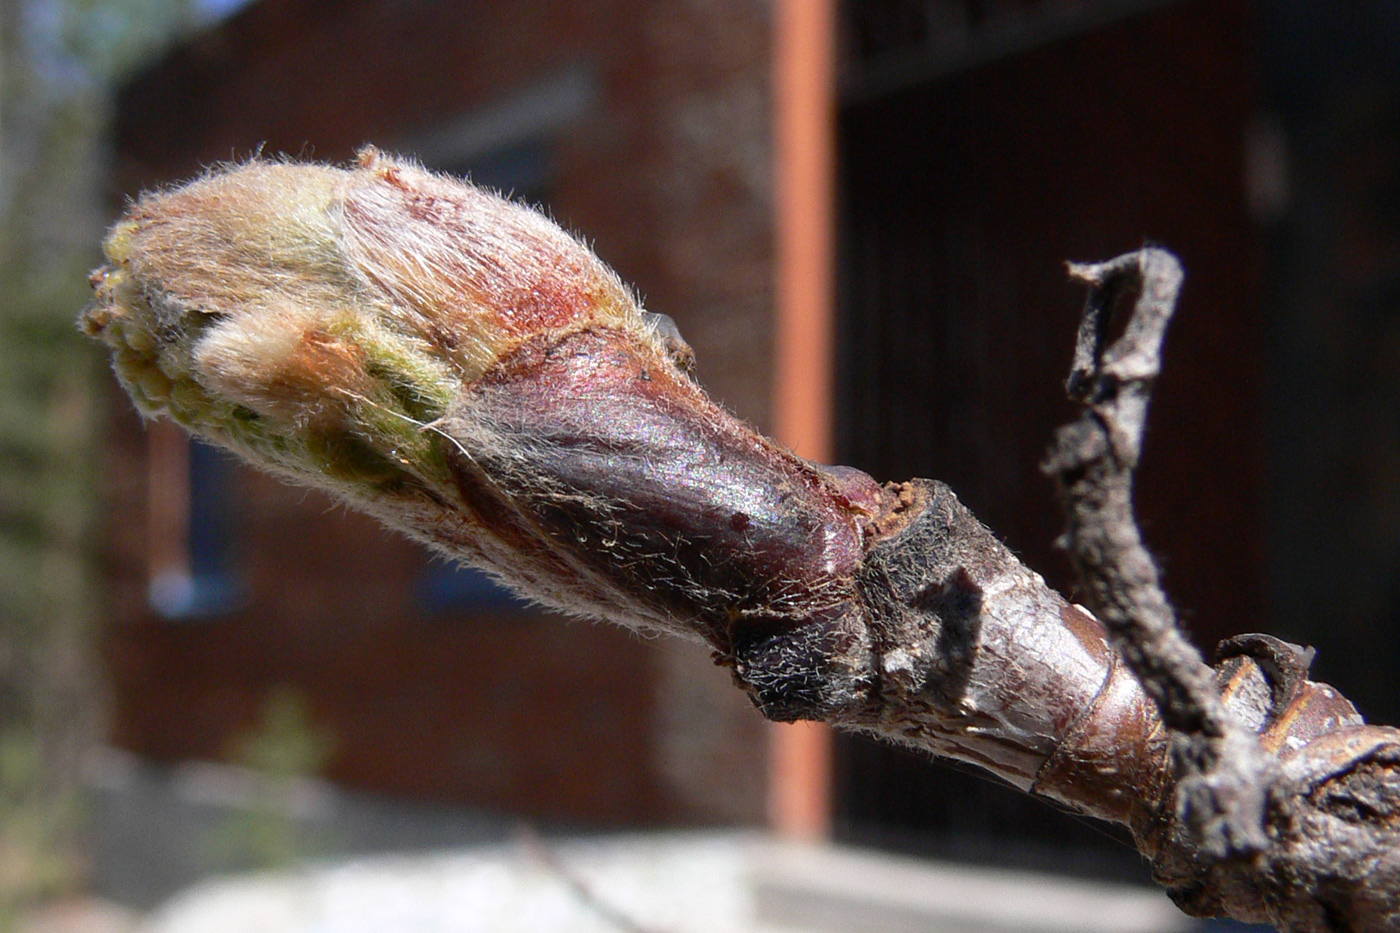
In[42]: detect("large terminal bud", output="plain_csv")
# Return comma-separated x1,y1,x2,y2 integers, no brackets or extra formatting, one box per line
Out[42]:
81,148,896,717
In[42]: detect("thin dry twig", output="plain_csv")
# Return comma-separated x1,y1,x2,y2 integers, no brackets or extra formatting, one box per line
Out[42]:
515,824,668,933
1043,249,1271,859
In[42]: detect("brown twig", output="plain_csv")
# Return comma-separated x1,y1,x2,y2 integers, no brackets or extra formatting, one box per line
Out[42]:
1043,249,1271,860
515,824,668,933
82,158,1400,931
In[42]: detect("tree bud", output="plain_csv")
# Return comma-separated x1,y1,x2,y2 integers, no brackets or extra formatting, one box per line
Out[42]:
81,149,895,669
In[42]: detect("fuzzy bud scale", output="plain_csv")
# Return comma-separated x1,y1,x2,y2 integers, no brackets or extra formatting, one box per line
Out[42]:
82,149,888,654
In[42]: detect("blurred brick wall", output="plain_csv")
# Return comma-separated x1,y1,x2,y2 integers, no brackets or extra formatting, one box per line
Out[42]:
99,0,775,825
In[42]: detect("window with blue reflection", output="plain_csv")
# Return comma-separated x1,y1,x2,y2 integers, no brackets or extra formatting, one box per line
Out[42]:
149,438,246,620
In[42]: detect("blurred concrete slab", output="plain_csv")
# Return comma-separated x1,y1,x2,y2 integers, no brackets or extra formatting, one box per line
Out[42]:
138,833,1194,933
85,747,512,909
87,748,1210,932
754,840,1192,933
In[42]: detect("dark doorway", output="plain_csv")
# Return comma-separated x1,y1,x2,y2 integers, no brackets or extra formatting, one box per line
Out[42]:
833,0,1261,877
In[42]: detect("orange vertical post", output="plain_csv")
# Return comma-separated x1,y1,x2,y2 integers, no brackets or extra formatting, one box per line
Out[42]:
770,0,838,842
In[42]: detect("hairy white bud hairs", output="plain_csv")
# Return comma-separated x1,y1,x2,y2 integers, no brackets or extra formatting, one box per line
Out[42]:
82,148,895,654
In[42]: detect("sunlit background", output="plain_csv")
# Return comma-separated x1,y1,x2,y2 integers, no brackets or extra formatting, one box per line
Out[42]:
2,1,1398,931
